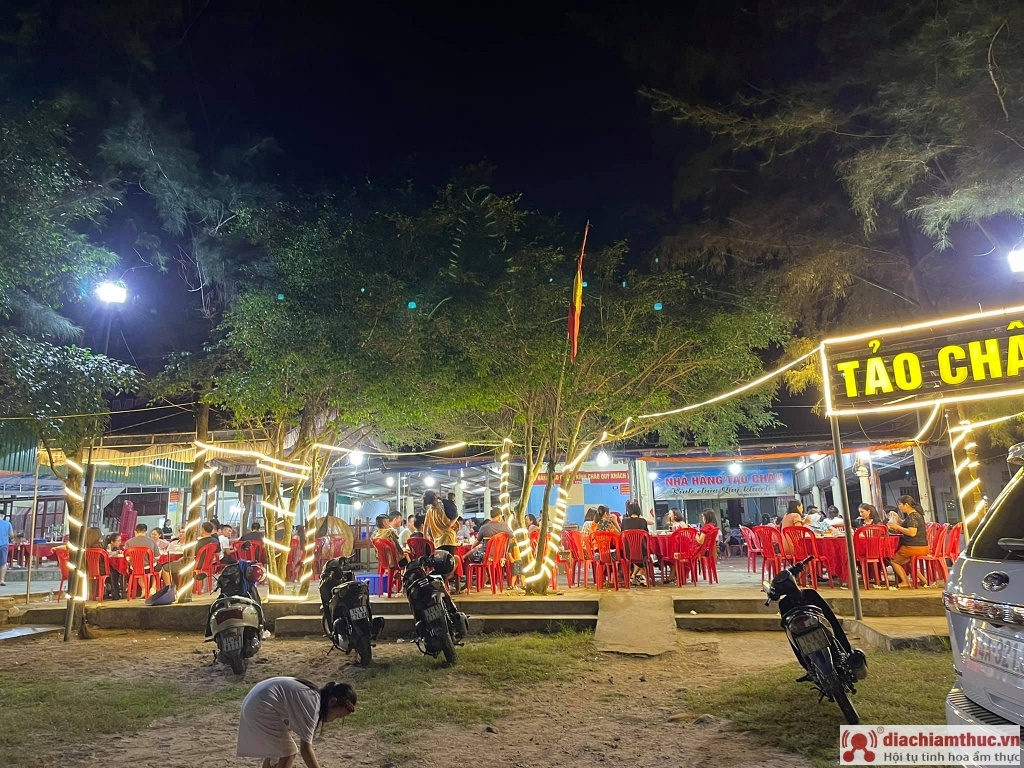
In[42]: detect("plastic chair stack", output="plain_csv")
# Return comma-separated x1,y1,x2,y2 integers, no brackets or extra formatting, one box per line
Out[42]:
124,546,162,600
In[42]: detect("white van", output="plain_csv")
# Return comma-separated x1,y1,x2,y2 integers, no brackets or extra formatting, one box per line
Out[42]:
944,442,1024,732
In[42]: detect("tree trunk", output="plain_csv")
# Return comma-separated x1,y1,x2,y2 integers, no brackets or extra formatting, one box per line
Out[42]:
177,402,209,603
60,455,86,600
954,404,986,536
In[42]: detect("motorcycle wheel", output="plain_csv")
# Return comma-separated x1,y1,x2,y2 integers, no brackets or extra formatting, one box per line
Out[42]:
321,614,332,638
825,672,859,724
355,634,372,667
440,632,457,666
229,654,247,675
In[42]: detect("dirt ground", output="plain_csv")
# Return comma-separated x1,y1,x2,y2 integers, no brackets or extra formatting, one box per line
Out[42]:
2,630,811,768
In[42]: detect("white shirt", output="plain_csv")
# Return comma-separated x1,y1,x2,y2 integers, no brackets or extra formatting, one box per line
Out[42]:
219,534,231,551
236,677,319,759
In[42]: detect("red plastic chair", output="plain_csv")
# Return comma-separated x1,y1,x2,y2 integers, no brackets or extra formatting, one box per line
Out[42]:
370,537,404,597
123,547,162,600
782,527,832,589
527,529,565,590
911,524,949,588
753,525,785,580
670,528,700,585
233,539,267,565
695,528,720,584
285,536,303,582
592,530,629,591
194,542,221,595
740,526,762,574
563,530,592,587
407,537,435,560
620,530,655,586
944,522,964,566
84,548,110,602
464,533,510,594
854,525,890,590
54,546,71,600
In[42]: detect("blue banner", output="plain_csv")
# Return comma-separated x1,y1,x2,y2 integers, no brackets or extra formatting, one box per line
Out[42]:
652,467,794,499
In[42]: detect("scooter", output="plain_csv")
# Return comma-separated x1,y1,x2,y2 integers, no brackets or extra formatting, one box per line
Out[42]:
763,555,868,724
319,557,384,666
402,551,469,665
207,560,265,675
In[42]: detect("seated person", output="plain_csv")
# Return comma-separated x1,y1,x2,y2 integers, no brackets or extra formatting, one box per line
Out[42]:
399,514,416,549
240,522,264,543
620,500,650,585
123,522,174,587
594,506,620,534
888,496,929,589
466,508,513,563
164,521,221,589
525,514,539,533
150,527,171,553
104,533,123,553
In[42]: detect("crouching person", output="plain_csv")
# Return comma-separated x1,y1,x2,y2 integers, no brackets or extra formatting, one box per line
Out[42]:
237,677,356,768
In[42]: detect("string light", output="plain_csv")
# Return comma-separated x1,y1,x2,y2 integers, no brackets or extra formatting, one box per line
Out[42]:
639,347,817,420
949,410,1024,434
913,404,942,442
313,441,468,457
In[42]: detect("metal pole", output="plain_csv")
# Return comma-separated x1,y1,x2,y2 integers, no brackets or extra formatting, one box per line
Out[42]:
830,416,863,621
23,450,41,605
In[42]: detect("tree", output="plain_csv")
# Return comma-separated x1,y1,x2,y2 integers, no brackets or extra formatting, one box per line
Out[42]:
356,177,793,591
625,1,1024,336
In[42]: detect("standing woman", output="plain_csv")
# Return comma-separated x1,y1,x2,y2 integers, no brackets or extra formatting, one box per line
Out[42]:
423,490,458,557
237,677,356,768
888,495,929,589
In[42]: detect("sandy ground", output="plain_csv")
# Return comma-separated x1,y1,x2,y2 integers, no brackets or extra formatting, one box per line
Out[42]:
1,628,815,768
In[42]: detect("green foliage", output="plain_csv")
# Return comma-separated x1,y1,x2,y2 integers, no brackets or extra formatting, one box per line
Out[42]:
0,97,119,328
637,0,1024,336
0,333,140,453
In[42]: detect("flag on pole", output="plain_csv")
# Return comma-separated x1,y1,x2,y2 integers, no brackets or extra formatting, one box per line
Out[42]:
567,222,590,361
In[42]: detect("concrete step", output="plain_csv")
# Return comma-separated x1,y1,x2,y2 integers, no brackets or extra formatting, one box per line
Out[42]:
275,613,596,638
843,617,950,652
672,595,945,617
675,613,784,631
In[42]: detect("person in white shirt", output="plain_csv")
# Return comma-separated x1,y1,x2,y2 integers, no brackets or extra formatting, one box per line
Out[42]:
219,524,234,552
399,514,415,549
237,677,356,767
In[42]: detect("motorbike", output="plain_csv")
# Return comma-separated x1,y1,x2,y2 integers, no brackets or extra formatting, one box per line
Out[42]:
763,555,868,724
402,551,470,665
319,557,384,666
207,559,266,675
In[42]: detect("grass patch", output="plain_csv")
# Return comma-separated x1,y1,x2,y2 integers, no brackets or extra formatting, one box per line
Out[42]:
0,675,234,767
344,630,593,742
681,649,954,768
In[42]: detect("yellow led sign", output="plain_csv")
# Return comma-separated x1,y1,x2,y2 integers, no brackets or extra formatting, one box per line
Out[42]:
821,305,1024,417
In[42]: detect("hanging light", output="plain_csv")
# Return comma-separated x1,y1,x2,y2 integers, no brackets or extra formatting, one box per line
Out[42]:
595,450,611,467
728,462,742,475
423,475,435,487
353,500,363,510
349,450,365,466
648,471,658,480
460,480,468,489
384,476,395,487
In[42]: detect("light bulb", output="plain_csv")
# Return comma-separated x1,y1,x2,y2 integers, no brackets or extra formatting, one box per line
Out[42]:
384,476,395,487
728,462,742,475
460,480,468,489
353,500,363,510
423,475,435,487
596,450,611,467
349,450,365,466
648,471,658,480
96,281,128,304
